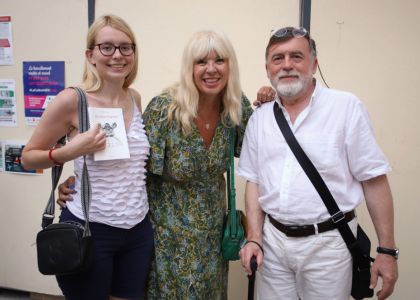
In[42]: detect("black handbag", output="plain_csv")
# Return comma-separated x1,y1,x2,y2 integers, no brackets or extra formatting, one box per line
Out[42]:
273,102,374,299
221,127,246,261
36,87,93,276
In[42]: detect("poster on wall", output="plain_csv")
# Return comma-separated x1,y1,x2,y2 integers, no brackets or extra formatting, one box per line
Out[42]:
0,16,14,65
23,61,65,126
3,140,43,175
0,141,4,172
0,79,17,127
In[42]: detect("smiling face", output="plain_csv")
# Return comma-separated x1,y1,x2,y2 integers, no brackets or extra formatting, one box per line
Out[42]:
86,26,135,84
193,50,229,99
266,37,317,101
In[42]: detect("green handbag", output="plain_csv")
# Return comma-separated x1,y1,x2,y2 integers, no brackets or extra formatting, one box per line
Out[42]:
221,127,246,261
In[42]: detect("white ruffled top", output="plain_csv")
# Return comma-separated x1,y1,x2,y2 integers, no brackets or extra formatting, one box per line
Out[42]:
67,103,150,229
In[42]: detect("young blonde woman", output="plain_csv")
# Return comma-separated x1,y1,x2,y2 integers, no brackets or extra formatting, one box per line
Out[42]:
22,15,153,300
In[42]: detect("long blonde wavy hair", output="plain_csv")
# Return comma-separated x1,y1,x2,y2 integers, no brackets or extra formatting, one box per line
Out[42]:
82,14,139,92
167,30,243,135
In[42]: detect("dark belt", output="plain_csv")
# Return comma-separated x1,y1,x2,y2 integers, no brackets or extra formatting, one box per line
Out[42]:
268,210,355,238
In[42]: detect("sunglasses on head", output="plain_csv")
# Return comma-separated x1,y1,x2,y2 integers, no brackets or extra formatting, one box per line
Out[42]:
270,27,309,39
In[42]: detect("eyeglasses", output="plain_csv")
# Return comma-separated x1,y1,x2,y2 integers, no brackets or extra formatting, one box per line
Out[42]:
270,27,309,39
95,43,136,56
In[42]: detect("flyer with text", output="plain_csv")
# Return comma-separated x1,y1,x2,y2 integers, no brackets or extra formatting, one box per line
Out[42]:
0,79,17,127
3,140,43,174
88,107,130,161
23,61,65,126
0,16,14,65
0,141,4,172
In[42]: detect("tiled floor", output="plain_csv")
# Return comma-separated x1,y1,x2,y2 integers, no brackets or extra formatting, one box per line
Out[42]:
0,288,31,300
0,289,65,300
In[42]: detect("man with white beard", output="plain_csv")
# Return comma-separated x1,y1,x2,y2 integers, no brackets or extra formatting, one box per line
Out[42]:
237,27,398,300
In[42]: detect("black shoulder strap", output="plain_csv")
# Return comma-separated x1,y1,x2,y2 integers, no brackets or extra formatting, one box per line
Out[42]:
41,155,64,229
272,102,364,258
41,87,91,238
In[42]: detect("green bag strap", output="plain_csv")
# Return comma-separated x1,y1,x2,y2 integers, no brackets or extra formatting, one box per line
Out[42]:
227,127,237,236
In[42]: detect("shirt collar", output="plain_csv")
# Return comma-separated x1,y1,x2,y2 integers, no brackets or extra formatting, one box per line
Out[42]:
311,78,323,104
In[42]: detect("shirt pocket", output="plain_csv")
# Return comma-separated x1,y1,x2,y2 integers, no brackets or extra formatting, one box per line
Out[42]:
299,133,341,174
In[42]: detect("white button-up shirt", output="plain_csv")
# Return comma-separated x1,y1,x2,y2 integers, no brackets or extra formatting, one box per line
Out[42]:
237,81,391,224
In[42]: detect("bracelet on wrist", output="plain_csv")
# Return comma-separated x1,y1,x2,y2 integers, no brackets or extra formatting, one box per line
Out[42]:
245,240,264,256
48,148,63,166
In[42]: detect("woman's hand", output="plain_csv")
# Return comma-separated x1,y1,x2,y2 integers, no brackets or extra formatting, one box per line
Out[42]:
57,176,76,208
253,86,276,107
66,123,107,157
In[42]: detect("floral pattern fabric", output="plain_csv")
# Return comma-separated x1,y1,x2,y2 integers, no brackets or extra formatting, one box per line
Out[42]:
143,91,253,300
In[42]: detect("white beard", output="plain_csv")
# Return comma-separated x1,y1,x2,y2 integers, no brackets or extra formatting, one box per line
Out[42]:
275,80,304,98
271,72,313,98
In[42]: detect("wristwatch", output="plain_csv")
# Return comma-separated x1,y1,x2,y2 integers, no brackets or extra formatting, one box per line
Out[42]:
376,246,399,259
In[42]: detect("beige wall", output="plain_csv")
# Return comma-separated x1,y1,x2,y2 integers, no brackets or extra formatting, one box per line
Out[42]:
0,0,418,299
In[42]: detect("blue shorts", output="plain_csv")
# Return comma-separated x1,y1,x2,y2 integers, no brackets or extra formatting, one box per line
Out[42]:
56,208,154,300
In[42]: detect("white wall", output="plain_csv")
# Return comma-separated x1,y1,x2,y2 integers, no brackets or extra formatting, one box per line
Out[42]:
0,0,418,299
0,0,87,294
311,1,420,298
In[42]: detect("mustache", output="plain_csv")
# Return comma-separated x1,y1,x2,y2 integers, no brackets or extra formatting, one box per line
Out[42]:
276,70,300,79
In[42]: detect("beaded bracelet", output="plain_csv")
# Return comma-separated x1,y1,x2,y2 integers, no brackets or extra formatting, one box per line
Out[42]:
48,148,63,166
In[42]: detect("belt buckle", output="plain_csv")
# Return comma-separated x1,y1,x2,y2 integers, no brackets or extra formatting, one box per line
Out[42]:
331,211,345,224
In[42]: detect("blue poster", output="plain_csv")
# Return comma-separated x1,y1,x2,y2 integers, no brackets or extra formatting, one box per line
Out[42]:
23,61,65,125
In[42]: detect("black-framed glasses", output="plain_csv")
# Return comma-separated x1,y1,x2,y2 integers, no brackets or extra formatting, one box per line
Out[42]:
95,43,136,56
270,27,309,39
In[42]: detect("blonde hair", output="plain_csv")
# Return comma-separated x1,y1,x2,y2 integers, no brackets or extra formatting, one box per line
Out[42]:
167,30,242,135
82,14,139,92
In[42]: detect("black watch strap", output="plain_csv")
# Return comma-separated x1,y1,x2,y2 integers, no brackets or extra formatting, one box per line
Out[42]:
376,246,399,259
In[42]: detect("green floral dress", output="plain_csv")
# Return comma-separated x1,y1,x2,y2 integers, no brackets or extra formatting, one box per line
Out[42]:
143,91,253,300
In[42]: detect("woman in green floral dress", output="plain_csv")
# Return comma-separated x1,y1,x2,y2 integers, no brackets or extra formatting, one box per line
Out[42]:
143,30,254,299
